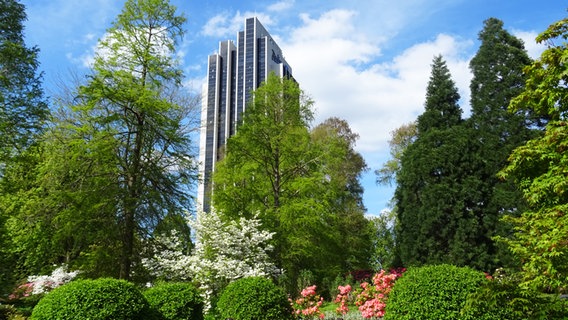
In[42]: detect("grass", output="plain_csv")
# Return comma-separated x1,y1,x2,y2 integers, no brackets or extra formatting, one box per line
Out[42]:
320,302,377,320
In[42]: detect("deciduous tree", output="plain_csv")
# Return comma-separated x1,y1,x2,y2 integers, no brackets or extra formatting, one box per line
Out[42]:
3,0,197,282
0,0,48,294
498,16,568,292
375,122,417,187
213,75,370,293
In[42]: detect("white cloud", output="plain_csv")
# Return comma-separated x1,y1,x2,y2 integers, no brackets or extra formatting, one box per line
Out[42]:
513,30,546,59
267,0,295,12
201,11,275,39
282,10,473,155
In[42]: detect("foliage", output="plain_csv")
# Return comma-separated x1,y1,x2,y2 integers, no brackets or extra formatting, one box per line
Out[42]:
375,122,417,186
291,285,325,319
310,117,373,273
0,0,48,162
213,74,370,293
383,264,486,320
418,55,462,133
354,269,403,319
0,304,27,320
216,276,293,320
462,268,568,320
462,17,536,270
30,278,153,320
2,0,198,282
497,15,568,293
498,122,568,292
368,210,397,270
395,19,536,271
79,0,194,279
395,55,484,268
144,282,204,320
0,0,48,296
142,210,277,311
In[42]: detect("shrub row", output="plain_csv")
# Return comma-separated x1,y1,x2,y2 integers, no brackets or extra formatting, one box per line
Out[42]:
26,276,290,320
29,279,202,320
24,265,568,320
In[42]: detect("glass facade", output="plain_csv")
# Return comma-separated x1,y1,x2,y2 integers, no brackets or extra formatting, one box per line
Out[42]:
197,17,294,212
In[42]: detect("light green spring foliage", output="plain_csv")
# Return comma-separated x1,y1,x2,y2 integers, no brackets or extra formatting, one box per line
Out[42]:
212,74,371,293
498,16,568,293
375,121,417,187
2,0,197,283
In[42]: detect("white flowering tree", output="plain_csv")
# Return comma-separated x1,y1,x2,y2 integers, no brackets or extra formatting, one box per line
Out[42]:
141,230,192,281
143,210,278,310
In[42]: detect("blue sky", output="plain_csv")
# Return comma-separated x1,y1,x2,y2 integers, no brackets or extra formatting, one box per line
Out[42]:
19,0,567,216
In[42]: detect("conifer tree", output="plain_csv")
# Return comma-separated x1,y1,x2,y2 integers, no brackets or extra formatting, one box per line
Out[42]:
417,55,462,133
464,18,535,270
395,55,475,267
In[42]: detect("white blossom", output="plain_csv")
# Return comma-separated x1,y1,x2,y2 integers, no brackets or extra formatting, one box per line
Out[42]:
143,210,279,311
27,265,79,295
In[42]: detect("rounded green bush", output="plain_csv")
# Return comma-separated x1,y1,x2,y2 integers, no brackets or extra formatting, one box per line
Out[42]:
144,282,204,320
383,264,485,320
30,278,153,320
216,276,293,320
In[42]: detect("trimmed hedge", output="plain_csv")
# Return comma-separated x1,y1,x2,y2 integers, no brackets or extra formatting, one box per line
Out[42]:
216,277,293,320
383,264,485,320
30,278,153,320
144,282,204,320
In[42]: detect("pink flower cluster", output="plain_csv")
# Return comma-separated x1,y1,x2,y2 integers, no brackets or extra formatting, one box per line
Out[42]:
8,282,34,300
334,284,352,315
354,269,405,319
291,285,325,319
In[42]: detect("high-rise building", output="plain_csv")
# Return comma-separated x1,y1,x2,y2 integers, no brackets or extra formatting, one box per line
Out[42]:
197,17,294,212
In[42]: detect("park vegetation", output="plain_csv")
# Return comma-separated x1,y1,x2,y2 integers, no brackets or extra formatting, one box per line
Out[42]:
1,0,568,318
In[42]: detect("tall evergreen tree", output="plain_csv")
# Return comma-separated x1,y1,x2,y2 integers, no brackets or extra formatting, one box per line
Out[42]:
465,17,535,270
395,55,472,267
417,55,462,133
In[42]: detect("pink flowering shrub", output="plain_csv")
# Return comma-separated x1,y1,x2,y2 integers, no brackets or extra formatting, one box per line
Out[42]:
8,282,34,300
291,285,325,319
354,269,405,319
334,284,352,315
8,265,79,300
